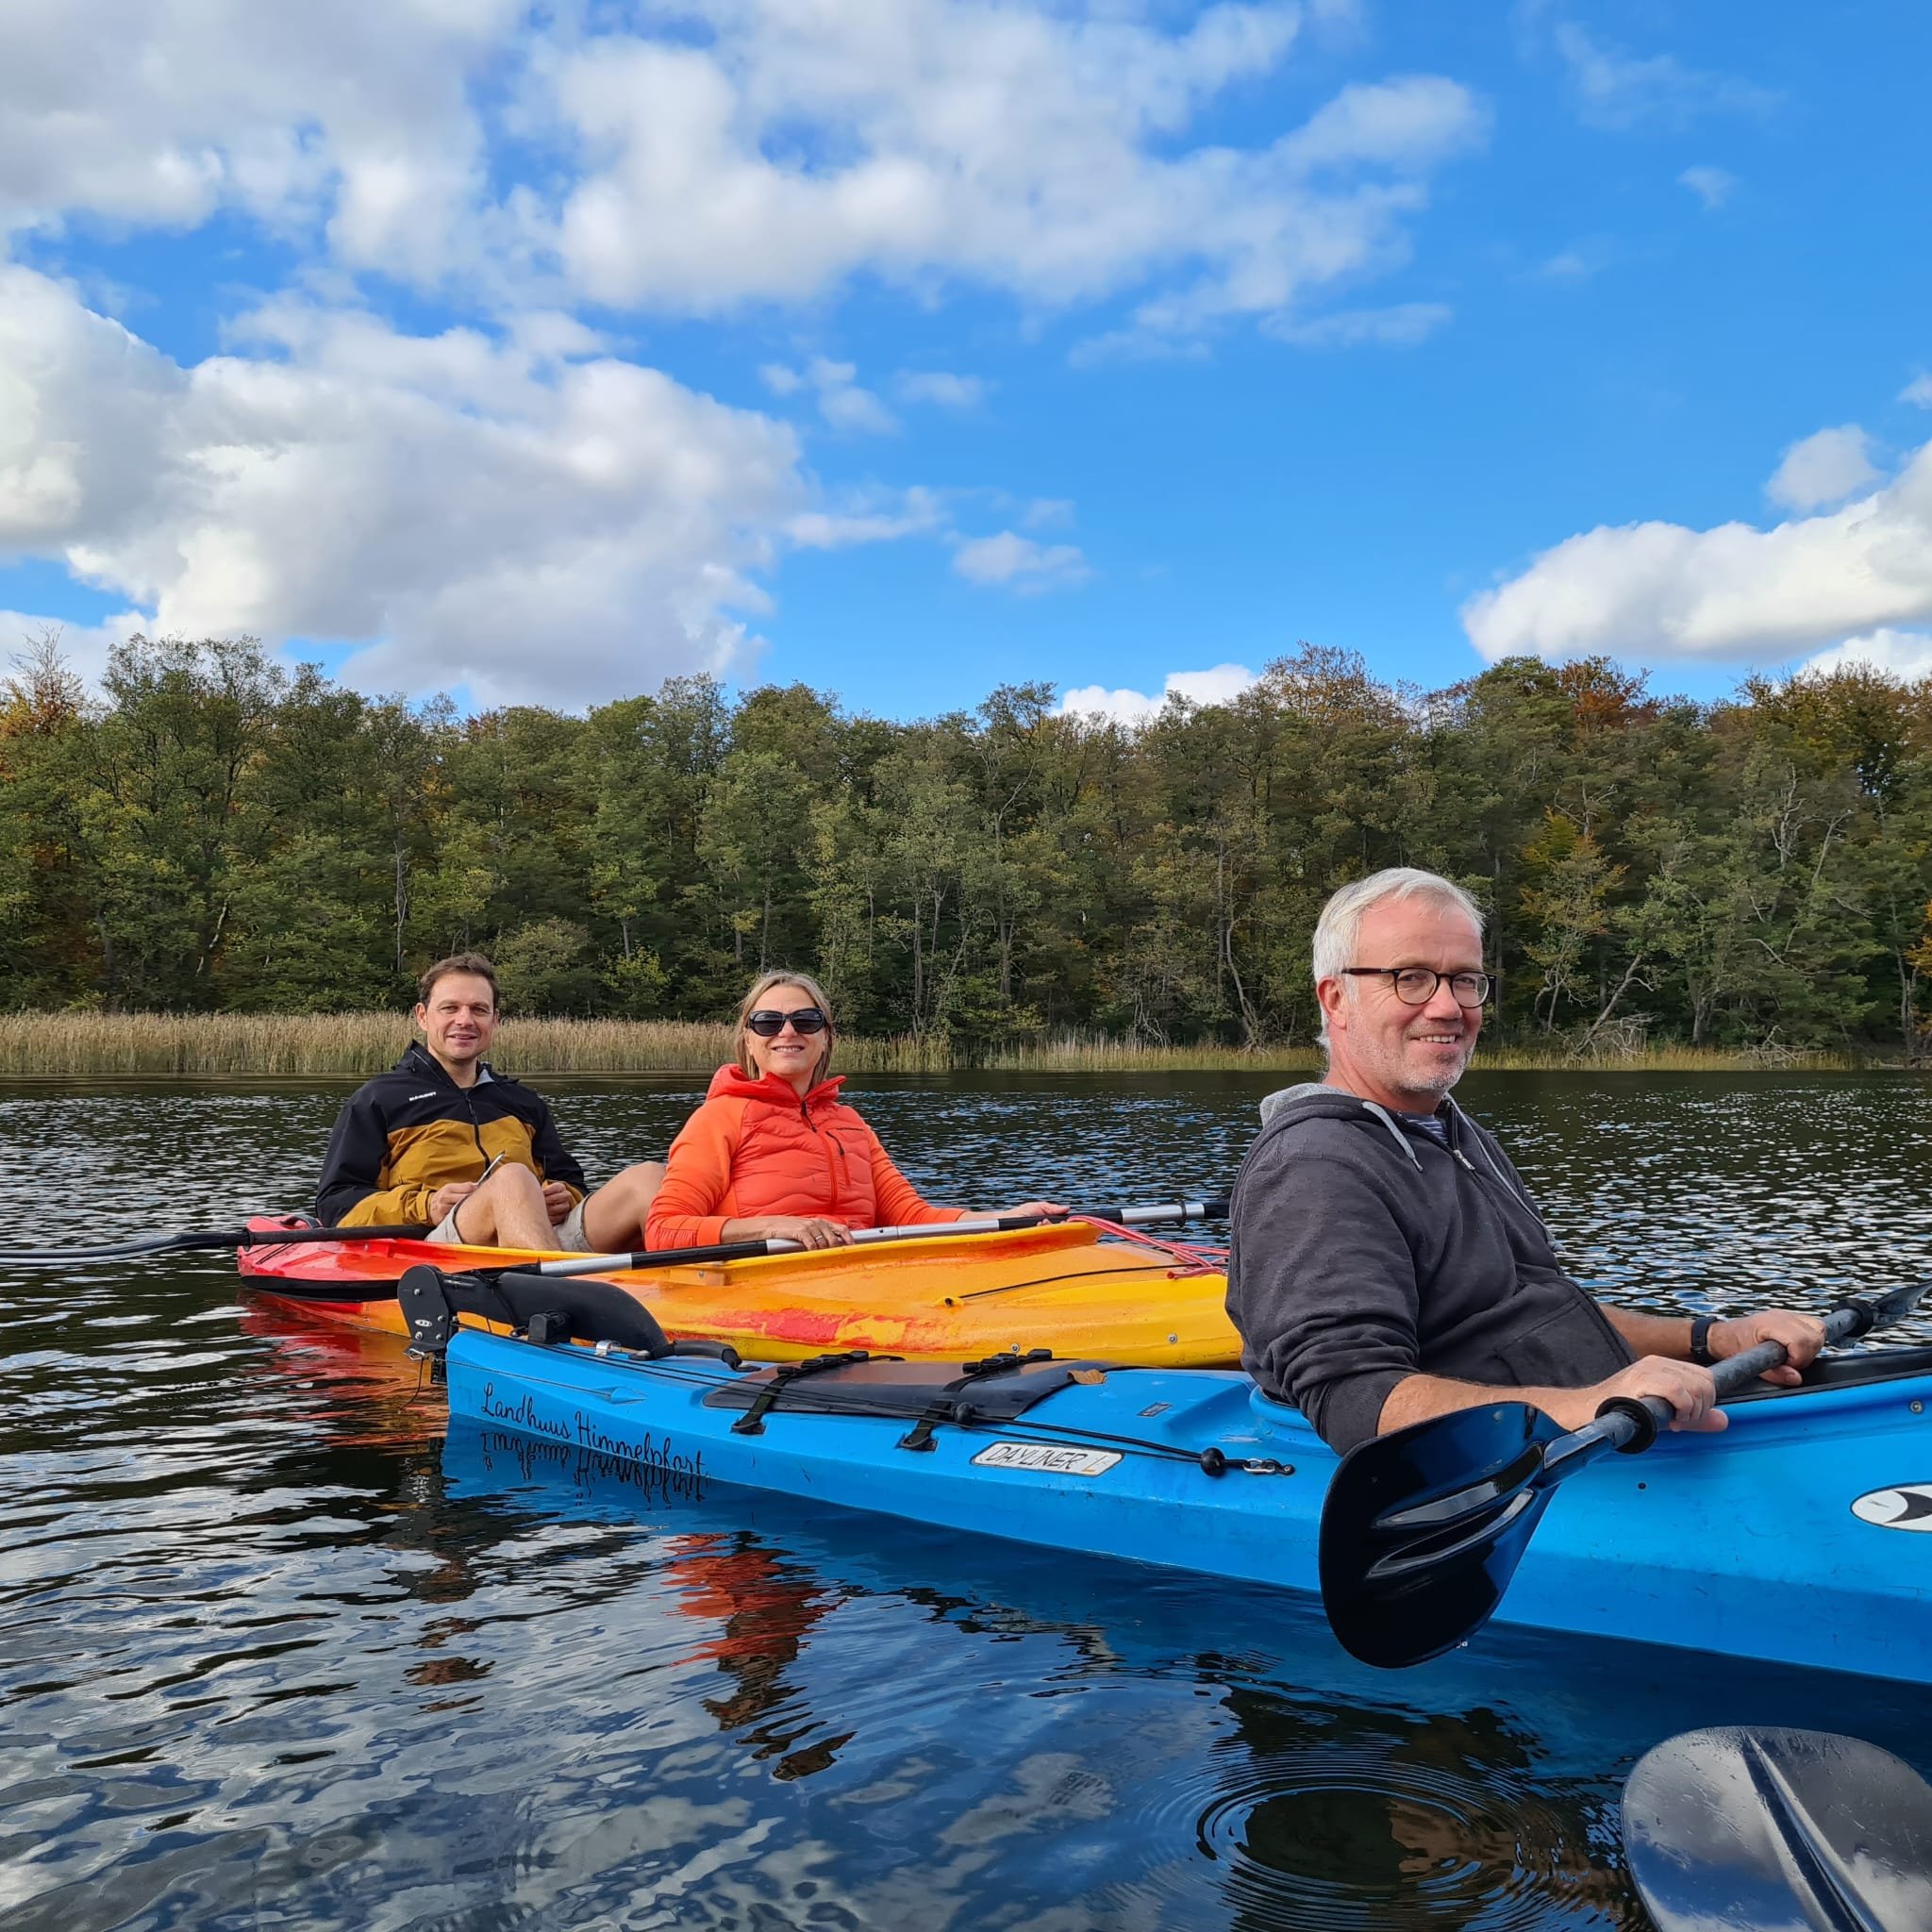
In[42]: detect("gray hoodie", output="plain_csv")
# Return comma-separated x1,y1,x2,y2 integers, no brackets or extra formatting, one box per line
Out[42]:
1226,1082,1633,1453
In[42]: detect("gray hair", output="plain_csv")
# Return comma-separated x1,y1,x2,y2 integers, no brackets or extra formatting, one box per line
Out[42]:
1311,868,1485,1048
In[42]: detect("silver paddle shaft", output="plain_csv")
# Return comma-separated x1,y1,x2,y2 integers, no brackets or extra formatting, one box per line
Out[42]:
525,1198,1229,1279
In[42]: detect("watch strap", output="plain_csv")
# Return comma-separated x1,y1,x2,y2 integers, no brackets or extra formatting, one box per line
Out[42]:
1688,1314,1718,1367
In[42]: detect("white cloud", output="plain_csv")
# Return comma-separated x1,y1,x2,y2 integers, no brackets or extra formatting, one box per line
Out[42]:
543,12,1485,343
808,358,899,436
1545,21,1779,132
0,264,809,708
894,370,990,409
1059,663,1257,722
1678,165,1737,211
1265,301,1450,347
762,357,898,434
1766,425,1880,512
1462,436,1932,666
1901,375,1932,408
787,488,946,550
0,0,518,281
3,4,1485,349
1799,627,1932,682
952,531,1091,593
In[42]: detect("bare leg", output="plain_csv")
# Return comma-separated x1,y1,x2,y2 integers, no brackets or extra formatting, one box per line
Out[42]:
449,1164,558,1251
580,1161,667,1252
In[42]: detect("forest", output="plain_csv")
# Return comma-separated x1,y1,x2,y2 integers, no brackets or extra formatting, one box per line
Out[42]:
4,631,1931,1058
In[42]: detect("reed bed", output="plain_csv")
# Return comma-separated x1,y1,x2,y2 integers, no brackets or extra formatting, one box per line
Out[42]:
0,1010,1868,1078
0,1012,732,1078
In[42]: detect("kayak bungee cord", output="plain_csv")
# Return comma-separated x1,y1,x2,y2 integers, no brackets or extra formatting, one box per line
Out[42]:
946,1259,1180,1304
446,1327,1288,1475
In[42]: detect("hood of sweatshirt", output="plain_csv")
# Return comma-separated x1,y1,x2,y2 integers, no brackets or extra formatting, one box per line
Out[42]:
1255,1080,1461,1173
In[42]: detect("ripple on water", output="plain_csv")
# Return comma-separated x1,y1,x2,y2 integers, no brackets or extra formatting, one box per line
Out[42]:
1190,1754,1617,1929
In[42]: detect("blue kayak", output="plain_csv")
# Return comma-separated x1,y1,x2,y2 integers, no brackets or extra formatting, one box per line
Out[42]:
415,1268,1932,1686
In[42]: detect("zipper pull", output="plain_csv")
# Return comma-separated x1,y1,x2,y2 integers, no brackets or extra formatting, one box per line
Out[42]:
1453,1147,1476,1172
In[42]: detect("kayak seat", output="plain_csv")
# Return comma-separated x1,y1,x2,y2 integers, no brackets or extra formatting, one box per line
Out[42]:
400,1264,742,1367
702,1349,1126,1441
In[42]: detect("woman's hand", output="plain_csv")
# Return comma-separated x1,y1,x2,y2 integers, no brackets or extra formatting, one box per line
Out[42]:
990,1200,1066,1222
725,1215,854,1249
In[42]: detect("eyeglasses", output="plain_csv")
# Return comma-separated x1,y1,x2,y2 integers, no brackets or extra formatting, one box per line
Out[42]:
1341,967,1491,1007
745,1008,829,1038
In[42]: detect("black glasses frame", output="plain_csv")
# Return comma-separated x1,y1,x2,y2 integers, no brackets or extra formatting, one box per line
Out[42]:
745,1008,830,1037
1341,967,1491,1008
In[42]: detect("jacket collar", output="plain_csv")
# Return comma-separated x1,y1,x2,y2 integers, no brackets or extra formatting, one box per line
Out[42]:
705,1062,845,1109
397,1040,498,1088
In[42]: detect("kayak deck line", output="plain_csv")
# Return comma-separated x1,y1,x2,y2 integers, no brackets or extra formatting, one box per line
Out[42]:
426,1283,1932,1686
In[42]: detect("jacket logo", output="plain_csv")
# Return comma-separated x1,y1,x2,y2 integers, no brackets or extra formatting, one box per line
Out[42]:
406,1091,440,1102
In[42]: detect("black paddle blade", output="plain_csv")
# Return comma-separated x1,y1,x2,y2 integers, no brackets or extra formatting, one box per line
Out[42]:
1624,1727,1932,1932
1847,1278,1932,1339
1318,1401,1566,1669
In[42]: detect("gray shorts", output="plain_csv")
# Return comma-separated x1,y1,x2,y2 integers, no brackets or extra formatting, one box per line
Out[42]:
426,1198,592,1252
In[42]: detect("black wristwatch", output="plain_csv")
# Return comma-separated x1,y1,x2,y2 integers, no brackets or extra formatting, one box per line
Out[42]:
1688,1315,1718,1367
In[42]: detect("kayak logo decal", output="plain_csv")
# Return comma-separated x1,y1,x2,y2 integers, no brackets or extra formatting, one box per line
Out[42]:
1851,1483,1932,1531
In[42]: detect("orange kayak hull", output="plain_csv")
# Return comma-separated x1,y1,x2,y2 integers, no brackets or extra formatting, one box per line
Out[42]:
236,1215,1241,1367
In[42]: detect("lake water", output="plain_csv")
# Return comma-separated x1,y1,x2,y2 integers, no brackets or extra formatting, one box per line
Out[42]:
5,1070,1932,1929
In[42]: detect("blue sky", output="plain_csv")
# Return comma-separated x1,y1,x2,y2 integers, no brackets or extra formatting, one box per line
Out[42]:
3,1,1929,722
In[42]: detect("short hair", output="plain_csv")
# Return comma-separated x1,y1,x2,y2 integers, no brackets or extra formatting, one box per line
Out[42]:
1310,869,1484,1046
735,968,836,1085
418,952,500,1008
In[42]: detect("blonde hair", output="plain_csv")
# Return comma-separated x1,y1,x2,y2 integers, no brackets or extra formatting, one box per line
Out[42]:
735,969,837,1085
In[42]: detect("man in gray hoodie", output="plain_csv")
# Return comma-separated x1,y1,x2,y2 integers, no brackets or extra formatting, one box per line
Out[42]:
1226,868,1824,1454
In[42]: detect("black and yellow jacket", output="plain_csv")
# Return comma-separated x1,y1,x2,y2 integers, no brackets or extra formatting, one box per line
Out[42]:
315,1042,588,1228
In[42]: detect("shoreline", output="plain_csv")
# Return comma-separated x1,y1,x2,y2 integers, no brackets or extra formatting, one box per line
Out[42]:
0,1011,1881,1078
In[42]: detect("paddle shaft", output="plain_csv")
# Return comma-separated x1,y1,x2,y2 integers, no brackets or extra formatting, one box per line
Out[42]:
1547,1297,1880,1474
3,1196,1226,1271
0,1221,430,1264
500,1198,1231,1281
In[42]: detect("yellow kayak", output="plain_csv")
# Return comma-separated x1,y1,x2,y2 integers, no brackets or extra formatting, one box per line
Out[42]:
239,1217,1240,1366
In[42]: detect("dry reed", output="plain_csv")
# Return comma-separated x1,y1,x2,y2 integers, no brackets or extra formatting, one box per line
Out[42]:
0,1011,1865,1078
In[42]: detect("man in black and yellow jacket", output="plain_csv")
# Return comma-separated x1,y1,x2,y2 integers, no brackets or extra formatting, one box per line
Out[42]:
316,952,662,1251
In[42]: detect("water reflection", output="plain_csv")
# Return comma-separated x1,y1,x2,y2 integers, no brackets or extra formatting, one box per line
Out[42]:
6,1072,1932,1928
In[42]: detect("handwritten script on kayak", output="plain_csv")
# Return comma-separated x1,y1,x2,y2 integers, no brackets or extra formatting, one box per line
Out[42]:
972,1441,1122,1477
474,1380,708,1496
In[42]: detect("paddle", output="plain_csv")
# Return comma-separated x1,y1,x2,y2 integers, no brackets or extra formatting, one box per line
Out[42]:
460,1197,1232,1283
0,1194,1226,1275
1318,1278,1928,1671
1622,1726,1932,1932
0,1221,430,1264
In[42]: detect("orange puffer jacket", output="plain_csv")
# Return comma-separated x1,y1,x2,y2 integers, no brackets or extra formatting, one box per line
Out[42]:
645,1065,966,1250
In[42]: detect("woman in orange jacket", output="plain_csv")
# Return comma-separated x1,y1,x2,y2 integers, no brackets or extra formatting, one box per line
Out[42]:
646,969,1059,1251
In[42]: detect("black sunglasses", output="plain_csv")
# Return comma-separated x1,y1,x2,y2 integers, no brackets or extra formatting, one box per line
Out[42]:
745,1007,829,1038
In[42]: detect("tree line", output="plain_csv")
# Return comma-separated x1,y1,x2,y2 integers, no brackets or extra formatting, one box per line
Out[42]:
4,631,1930,1057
